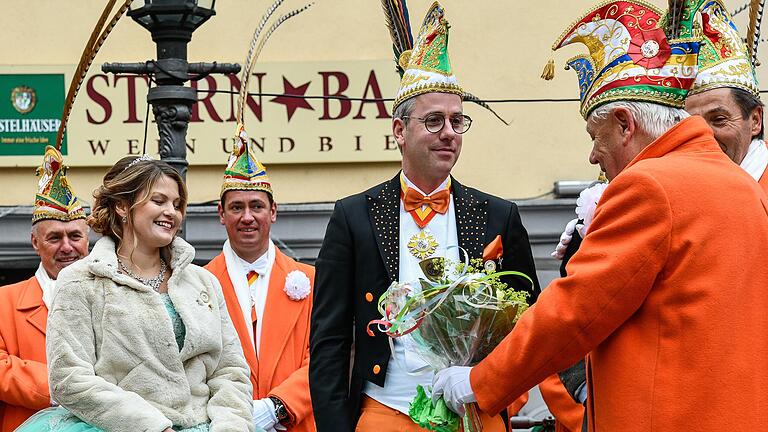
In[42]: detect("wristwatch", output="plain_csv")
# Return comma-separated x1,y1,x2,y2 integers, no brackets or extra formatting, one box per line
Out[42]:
269,396,289,423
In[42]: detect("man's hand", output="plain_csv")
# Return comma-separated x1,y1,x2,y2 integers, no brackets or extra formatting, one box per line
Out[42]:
432,366,476,416
551,218,579,260
253,397,279,431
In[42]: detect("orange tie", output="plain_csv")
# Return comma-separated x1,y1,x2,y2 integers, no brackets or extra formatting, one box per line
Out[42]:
247,270,259,323
403,188,450,214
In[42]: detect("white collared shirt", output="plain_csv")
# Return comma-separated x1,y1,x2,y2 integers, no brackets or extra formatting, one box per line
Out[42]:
363,173,459,414
35,263,56,310
740,139,768,182
222,239,275,356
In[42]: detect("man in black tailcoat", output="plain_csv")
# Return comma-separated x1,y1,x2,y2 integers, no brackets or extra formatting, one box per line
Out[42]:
309,7,539,431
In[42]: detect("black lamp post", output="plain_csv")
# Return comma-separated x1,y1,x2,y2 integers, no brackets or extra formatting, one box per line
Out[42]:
102,0,240,180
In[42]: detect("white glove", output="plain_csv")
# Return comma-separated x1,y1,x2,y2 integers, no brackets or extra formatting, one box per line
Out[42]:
432,366,476,416
253,398,279,431
551,218,579,260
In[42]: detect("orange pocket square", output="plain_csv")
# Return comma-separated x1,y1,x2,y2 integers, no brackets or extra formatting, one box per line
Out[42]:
482,235,503,261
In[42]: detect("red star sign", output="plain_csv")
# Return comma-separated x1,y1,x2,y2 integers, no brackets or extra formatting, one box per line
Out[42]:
270,77,314,121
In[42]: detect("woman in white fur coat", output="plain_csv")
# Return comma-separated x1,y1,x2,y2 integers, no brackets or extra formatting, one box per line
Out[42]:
18,156,255,432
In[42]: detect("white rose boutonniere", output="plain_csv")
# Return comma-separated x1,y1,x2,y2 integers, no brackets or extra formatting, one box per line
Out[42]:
284,270,311,301
575,182,609,237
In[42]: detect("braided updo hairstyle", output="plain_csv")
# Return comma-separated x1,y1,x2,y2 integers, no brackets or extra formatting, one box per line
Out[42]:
88,156,188,258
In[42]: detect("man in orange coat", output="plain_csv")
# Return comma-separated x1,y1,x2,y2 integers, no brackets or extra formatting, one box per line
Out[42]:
550,4,768,431
205,126,314,432
0,146,89,431
432,2,768,431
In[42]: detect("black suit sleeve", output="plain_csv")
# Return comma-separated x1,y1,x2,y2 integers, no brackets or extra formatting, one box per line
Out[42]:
559,228,584,278
310,200,356,432
501,202,541,304
558,358,587,404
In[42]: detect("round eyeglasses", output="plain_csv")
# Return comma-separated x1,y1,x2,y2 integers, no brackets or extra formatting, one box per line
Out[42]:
402,113,472,134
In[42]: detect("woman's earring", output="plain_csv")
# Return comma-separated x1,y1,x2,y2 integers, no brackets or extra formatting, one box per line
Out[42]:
122,216,127,223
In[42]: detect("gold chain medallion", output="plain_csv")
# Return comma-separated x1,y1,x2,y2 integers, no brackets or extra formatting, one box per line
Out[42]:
407,229,438,260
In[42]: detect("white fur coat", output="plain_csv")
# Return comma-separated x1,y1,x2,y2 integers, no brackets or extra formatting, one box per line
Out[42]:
47,236,254,432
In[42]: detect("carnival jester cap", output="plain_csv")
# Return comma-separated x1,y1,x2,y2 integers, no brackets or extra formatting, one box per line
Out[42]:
685,0,759,96
220,123,272,198
220,1,313,199
544,0,701,119
393,1,463,109
32,145,86,224
32,1,132,223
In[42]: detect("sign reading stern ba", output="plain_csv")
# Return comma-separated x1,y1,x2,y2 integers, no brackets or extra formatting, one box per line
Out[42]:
0,61,402,167
0,74,66,156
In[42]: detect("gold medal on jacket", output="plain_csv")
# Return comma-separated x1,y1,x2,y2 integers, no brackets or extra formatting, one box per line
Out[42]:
408,229,438,260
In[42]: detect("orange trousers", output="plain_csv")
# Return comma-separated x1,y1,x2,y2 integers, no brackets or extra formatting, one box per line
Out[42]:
355,396,505,432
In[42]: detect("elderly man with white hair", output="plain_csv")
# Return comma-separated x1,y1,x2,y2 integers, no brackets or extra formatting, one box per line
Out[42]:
551,4,768,430
431,1,768,431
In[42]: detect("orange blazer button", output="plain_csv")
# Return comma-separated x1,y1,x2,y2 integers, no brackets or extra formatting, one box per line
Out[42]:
373,364,381,375
365,292,374,302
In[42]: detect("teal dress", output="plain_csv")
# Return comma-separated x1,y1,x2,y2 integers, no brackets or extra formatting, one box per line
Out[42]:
17,294,210,432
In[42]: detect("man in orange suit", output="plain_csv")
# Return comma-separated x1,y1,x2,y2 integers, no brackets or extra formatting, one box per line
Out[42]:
432,2,768,431
205,125,314,432
548,4,767,431
0,146,89,431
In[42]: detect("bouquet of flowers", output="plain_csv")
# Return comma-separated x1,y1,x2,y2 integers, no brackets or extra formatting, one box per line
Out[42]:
367,252,533,432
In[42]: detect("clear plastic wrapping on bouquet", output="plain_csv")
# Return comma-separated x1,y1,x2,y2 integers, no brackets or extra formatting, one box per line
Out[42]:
405,282,522,370
368,254,532,432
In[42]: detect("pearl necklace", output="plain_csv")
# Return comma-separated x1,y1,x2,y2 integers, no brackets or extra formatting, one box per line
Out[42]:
118,258,167,292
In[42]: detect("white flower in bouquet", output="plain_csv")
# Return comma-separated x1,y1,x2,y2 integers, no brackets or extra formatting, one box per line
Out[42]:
383,281,413,319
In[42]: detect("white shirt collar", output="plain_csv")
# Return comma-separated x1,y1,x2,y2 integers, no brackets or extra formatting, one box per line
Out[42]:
226,239,274,276
401,172,450,196
740,139,768,182
35,263,56,310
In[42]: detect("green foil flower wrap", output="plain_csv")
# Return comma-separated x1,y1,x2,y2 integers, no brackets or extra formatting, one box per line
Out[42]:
409,385,459,432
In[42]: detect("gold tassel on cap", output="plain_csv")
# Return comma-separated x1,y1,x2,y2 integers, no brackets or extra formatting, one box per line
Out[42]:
541,54,555,80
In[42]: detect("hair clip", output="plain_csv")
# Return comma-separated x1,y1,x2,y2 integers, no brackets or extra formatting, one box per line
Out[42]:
122,154,155,173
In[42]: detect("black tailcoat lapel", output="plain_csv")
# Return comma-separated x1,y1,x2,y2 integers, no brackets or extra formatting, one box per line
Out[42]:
367,174,401,283
452,177,489,260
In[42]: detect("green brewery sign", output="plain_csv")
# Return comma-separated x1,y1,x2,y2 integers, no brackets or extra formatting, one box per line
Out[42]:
0,74,65,155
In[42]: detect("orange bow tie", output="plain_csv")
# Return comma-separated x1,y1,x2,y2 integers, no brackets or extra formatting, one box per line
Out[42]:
403,188,450,214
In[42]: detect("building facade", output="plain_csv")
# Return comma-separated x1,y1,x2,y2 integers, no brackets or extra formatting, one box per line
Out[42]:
0,0,759,284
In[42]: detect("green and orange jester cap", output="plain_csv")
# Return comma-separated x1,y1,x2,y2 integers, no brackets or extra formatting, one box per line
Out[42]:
220,123,272,198
393,1,463,109
32,145,86,224
686,0,759,96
